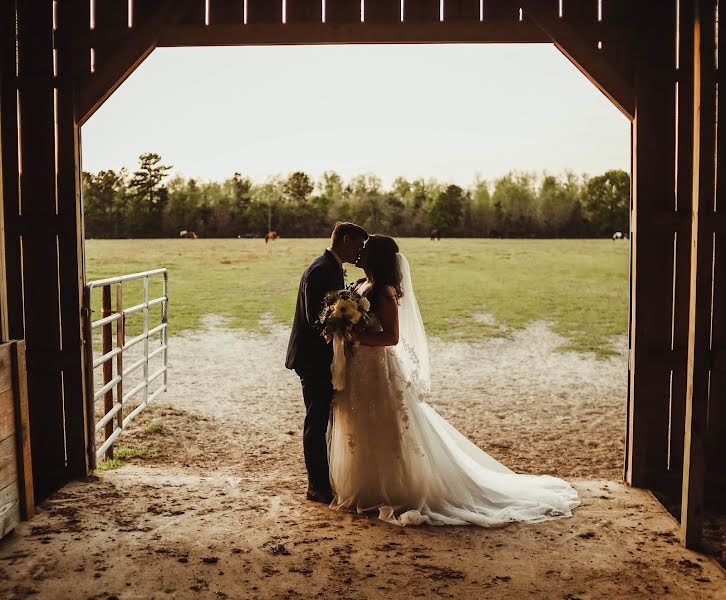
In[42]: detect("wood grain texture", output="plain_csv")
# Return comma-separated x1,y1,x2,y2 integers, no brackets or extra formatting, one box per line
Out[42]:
0,389,14,442
0,482,20,539
11,341,33,519
681,0,715,549
0,435,18,491
0,344,12,393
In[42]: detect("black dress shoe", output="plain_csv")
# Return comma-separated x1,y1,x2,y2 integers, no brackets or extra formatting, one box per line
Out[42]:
306,487,334,504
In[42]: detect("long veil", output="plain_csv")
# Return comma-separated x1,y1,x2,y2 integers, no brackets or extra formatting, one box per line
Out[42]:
393,254,431,394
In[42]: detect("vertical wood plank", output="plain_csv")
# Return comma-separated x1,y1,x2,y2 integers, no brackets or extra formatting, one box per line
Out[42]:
627,2,677,488
209,0,244,24
95,0,129,27
404,0,439,22
0,1,10,344
287,0,322,23
17,0,67,500
681,0,715,549
0,483,20,538
708,234,726,477
11,341,33,520
170,0,205,26
134,0,174,27
561,0,598,51
56,0,90,480
482,0,519,19
366,0,399,22
94,0,133,72
444,0,479,21
246,0,283,23
706,0,726,496
562,0,597,20
1,1,23,344
326,0,360,22
707,0,726,485
669,0,695,476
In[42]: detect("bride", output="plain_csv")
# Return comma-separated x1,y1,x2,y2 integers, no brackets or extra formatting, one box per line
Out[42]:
327,234,580,526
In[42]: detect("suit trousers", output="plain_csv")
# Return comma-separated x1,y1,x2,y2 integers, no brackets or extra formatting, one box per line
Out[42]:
298,371,334,493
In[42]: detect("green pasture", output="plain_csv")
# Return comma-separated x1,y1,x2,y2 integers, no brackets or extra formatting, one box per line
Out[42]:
85,238,629,357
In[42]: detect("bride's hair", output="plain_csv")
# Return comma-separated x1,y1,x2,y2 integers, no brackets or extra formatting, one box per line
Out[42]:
365,234,403,300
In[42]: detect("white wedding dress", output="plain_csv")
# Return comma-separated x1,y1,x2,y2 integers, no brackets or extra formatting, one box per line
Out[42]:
327,254,580,527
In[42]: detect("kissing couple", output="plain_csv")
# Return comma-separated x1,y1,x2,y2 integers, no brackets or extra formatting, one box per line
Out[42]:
285,222,579,526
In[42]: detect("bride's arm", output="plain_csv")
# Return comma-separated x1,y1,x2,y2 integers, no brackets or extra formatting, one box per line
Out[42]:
355,288,399,347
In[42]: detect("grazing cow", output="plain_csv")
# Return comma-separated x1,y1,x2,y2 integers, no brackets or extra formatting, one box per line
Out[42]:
179,230,198,239
430,228,441,241
612,231,624,240
265,230,279,243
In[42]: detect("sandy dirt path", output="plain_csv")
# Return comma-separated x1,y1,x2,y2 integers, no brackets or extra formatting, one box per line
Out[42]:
0,320,723,599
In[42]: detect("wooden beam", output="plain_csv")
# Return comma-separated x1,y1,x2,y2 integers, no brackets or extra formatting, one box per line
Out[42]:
669,0,695,478
79,0,179,125
11,341,33,520
520,0,635,120
405,0,439,22
77,4,162,125
209,0,245,25
0,0,22,344
681,0,716,550
16,0,67,500
326,0,360,23
287,0,322,24
709,38,726,502
365,0,400,23
444,0,479,21
55,0,90,479
78,0,206,125
157,20,550,46
247,0,282,24
0,0,14,343
626,3,677,487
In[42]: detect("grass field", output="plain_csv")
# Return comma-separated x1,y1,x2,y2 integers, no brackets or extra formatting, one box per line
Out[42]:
85,238,629,357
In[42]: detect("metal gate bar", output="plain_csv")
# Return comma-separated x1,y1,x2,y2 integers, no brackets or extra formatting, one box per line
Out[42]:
83,268,169,467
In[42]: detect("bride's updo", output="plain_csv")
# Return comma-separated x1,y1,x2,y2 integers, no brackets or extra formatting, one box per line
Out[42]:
363,234,403,300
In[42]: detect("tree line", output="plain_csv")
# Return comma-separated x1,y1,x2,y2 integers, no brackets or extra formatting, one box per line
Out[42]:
83,152,630,239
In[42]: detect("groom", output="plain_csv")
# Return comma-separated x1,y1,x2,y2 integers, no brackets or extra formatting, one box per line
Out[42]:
286,222,369,503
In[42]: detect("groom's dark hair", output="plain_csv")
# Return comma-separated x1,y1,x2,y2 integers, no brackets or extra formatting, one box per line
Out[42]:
331,222,368,243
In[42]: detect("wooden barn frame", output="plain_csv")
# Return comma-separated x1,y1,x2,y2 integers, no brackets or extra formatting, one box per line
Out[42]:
0,0,723,550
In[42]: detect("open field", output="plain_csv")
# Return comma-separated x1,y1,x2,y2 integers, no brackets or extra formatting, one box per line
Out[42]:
86,238,629,356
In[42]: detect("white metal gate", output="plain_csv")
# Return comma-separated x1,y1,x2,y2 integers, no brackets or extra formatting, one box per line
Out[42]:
83,269,169,468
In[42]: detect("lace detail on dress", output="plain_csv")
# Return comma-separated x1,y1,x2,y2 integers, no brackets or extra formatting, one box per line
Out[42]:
327,334,580,526
326,273,579,526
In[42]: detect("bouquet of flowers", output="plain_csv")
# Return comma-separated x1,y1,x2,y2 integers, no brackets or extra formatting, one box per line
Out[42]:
317,285,372,391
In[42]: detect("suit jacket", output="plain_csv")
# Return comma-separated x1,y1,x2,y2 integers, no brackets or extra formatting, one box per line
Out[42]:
285,250,344,377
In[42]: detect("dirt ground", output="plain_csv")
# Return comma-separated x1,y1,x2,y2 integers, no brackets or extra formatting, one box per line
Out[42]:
0,319,724,599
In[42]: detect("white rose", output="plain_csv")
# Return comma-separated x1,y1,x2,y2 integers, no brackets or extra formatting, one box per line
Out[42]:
358,297,371,312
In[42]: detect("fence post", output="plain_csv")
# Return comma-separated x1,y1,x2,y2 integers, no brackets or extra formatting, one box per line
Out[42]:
163,272,169,389
143,276,150,405
116,283,124,431
102,285,113,460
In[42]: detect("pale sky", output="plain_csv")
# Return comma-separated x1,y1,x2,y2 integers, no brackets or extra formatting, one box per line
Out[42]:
82,44,630,187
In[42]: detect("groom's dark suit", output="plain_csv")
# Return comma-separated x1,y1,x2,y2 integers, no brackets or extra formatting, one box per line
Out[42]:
286,250,344,494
